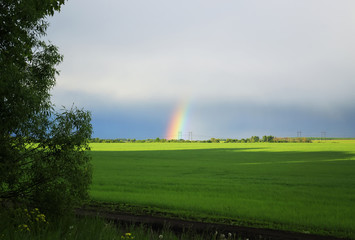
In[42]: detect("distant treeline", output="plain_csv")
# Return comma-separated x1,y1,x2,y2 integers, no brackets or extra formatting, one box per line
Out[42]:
89,136,312,143
308,137,355,140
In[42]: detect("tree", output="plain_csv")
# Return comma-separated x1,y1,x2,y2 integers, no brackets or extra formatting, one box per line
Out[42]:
250,136,260,143
0,0,92,216
262,135,275,142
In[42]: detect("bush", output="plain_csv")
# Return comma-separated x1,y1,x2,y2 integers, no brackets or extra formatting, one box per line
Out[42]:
0,0,92,216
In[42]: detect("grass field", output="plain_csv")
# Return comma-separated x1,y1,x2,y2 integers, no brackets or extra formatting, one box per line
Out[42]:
89,142,355,239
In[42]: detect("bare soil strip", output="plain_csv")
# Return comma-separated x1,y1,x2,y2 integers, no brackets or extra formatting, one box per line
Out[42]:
76,208,348,240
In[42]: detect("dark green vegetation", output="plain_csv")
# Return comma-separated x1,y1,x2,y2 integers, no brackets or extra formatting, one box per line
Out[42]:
89,135,312,143
0,207,246,240
0,207,123,240
90,142,355,239
0,0,92,216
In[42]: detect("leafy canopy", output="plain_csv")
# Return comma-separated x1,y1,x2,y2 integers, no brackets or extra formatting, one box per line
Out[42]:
0,0,92,215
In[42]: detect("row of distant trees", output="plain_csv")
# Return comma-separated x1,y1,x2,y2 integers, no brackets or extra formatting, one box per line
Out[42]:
89,136,312,143
224,136,311,143
90,138,192,143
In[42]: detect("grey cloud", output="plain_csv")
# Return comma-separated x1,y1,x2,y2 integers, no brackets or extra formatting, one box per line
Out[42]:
46,0,355,138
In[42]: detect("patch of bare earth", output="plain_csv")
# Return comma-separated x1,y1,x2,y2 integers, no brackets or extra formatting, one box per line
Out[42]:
76,208,348,240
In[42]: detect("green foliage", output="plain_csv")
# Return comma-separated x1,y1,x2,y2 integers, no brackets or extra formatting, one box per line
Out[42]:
0,0,92,216
0,207,120,240
262,135,274,142
250,136,259,143
88,136,314,144
0,0,65,135
0,206,241,240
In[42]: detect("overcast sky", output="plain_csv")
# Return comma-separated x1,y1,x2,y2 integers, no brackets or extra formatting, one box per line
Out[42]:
47,0,355,139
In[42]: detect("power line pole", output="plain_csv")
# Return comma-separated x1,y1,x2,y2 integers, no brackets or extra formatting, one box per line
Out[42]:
321,132,326,142
188,132,192,141
297,131,302,138
178,131,182,140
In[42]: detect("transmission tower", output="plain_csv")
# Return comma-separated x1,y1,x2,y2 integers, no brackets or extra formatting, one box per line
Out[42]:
188,132,192,141
178,131,182,140
297,131,302,138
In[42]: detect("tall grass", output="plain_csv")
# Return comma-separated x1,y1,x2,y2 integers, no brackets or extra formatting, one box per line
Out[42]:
89,142,355,239
0,209,119,240
0,208,244,240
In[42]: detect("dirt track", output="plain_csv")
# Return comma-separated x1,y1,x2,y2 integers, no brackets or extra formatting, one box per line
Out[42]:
76,208,348,240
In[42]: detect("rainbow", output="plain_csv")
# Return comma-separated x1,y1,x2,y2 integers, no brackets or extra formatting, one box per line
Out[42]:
166,100,190,140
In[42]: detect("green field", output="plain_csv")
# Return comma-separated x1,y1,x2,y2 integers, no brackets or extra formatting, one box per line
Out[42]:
89,142,355,239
